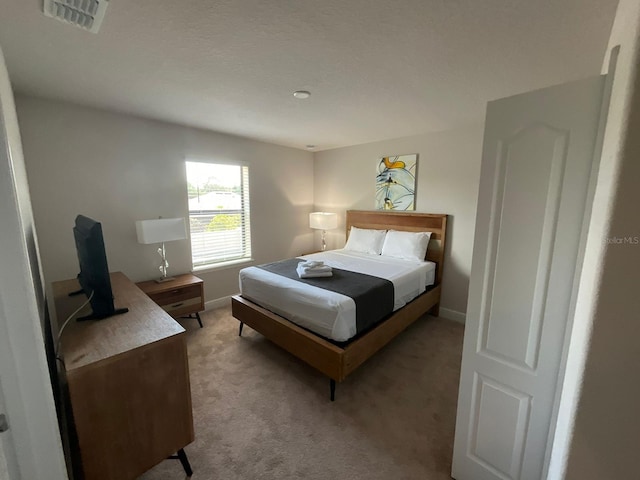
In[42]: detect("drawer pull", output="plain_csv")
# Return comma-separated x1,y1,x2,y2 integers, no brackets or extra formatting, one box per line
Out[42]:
172,302,184,308
171,289,181,294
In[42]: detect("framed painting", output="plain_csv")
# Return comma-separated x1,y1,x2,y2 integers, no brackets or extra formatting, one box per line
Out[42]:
375,154,418,210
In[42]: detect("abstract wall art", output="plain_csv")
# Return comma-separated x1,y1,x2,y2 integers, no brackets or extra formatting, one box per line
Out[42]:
375,154,417,210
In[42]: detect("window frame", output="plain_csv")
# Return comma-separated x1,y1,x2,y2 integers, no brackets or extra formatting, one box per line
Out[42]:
185,160,252,270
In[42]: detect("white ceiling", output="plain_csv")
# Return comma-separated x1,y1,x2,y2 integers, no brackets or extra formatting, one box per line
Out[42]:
0,0,618,151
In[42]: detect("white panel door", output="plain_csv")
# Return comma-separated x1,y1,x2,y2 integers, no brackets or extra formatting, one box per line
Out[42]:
452,75,606,480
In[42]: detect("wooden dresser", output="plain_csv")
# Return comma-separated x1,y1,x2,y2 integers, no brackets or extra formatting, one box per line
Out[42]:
53,272,194,480
136,273,204,328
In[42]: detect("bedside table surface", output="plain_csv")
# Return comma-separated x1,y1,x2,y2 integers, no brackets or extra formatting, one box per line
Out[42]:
136,273,203,295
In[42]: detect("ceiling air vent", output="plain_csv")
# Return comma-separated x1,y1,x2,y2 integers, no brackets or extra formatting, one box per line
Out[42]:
43,0,109,33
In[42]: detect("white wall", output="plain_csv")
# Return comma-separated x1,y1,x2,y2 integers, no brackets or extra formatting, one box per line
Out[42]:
15,96,315,310
550,0,640,478
0,47,68,480
313,125,484,319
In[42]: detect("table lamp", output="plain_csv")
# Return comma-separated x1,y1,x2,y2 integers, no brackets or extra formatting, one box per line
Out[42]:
136,217,187,282
309,212,338,251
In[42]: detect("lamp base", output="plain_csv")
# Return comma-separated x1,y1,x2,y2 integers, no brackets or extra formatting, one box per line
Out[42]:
155,276,176,283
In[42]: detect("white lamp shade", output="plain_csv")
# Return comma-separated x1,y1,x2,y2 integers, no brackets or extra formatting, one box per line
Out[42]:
136,218,187,244
309,212,338,230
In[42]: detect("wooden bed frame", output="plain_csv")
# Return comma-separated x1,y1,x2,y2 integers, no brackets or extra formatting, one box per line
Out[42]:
231,210,448,400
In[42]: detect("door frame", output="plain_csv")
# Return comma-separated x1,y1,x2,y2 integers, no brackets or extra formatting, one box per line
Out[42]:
543,46,618,479
0,45,68,480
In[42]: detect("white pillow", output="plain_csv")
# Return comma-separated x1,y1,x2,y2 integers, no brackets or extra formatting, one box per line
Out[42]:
381,230,432,261
344,227,386,255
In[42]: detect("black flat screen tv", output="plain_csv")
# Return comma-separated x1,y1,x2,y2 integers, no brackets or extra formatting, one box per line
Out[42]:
71,215,128,320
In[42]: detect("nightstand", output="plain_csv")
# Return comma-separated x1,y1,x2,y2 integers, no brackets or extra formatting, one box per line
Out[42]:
136,274,205,328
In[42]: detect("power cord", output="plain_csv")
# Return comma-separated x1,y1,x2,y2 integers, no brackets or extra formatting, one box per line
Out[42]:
55,290,94,358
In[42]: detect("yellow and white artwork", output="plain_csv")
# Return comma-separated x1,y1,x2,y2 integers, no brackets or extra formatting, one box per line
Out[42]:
375,154,417,210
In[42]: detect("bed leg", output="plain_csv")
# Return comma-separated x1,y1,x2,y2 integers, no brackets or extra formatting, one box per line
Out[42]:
330,379,336,402
238,322,244,336
431,303,440,317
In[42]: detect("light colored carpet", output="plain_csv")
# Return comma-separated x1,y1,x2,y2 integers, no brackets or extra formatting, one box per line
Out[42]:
139,306,464,480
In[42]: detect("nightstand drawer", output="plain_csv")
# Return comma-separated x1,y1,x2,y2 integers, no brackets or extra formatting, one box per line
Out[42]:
161,296,202,315
149,284,201,306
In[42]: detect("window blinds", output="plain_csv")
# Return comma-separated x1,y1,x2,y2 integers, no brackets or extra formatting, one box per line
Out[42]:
187,164,251,267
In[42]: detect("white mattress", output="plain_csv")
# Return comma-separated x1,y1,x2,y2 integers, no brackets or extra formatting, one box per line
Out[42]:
239,249,436,341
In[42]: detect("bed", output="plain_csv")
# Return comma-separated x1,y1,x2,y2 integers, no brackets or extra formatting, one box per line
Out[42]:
231,210,448,400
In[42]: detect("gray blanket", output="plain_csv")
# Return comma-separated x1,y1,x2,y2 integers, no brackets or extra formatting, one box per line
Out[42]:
256,258,394,334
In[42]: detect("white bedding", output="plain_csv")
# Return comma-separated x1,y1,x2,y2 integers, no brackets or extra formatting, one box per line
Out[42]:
239,249,436,341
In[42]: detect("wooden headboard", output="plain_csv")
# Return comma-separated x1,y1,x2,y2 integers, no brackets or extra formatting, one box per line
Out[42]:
345,210,448,285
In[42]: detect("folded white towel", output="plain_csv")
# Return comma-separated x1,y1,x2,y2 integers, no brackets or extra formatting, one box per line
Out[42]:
298,260,331,273
297,263,333,279
300,265,332,274
299,260,325,269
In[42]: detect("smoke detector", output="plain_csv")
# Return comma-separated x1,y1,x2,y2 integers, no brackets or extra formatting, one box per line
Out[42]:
43,0,109,33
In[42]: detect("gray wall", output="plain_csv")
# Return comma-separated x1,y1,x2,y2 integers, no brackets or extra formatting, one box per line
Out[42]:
313,124,484,318
17,94,483,320
16,96,315,306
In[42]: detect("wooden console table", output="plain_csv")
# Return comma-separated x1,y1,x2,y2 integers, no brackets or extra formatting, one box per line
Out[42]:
53,272,194,480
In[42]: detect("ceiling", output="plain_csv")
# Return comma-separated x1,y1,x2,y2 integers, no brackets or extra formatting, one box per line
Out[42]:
0,0,619,151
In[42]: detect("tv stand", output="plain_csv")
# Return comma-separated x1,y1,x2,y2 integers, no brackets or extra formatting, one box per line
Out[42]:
53,272,194,480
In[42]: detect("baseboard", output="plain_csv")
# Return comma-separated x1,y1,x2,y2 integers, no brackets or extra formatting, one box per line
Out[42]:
205,295,233,311
438,307,466,324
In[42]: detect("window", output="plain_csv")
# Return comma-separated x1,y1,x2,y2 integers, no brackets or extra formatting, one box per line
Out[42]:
185,161,251,268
